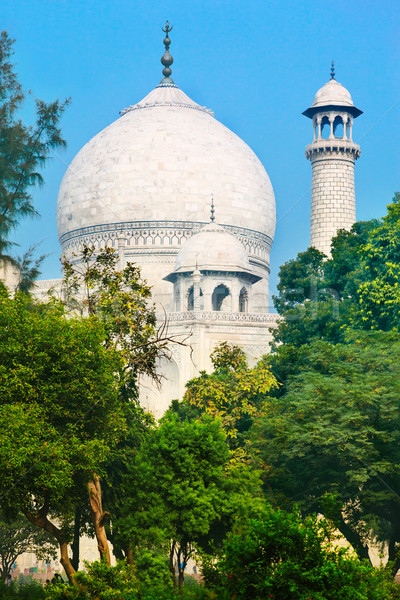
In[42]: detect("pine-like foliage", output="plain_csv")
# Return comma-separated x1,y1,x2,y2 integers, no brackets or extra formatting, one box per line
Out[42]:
0,31,69,261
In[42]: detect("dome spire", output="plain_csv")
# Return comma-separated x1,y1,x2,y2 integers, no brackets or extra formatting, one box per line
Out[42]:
330,60,335,80
160,21,174,84
210,196,215,222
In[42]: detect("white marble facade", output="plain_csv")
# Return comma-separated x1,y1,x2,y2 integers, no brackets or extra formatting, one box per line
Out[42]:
35,63,362,415
54,74,279,414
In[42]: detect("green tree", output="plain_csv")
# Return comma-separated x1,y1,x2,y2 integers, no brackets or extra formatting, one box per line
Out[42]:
0,290,124,581
14,244,47,293
102,399,155,568
43,560,138,600
254,332,400,570
271,220,378,352
0,31,68,261
268,218,384,396
62,245,175,385
352,192,400,331
112,414,264,590
203,504,400,600
61,246,181,568
181,342,278,458
0,513,57,582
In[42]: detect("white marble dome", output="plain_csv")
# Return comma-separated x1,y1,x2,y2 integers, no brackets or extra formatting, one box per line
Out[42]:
311,78,354,109
173,222,252,274
56,82,276,243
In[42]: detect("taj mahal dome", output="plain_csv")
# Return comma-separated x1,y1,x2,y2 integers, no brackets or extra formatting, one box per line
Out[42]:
38,24,362,416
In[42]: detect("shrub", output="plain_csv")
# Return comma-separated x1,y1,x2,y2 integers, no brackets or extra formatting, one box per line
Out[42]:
43,561,138,599
0,579,46,600
132,549,174,600
202,505,400,600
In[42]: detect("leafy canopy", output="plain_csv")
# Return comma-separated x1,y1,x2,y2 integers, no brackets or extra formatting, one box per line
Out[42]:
0,290,124,521
181,342,278,457
203,504,400,600
255,331,400,569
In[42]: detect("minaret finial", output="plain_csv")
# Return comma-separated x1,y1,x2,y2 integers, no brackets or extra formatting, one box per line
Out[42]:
210,196,215,222
160,21,174,84
330,60,335,80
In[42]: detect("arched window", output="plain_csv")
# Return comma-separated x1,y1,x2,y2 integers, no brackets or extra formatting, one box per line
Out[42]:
321,116,330,139
239,288,248,313
333,115,344,138
212,284,230,311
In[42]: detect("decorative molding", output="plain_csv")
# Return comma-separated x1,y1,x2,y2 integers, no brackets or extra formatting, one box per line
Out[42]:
166,343,182,363
60,220,273,246
165,311,279,323
60,220,273,272
121,101,214,117
242,344,270,358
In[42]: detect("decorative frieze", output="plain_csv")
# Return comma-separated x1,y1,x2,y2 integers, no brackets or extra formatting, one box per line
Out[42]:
60,220,273,272
166,311,279,323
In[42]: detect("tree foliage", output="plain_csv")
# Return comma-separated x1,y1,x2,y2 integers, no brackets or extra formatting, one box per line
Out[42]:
255,331,400,569
272,195,400,352
109,413,264,590
62,245,179,391
0,289,125,580
203,505,400,600
44,560,138,600
181,342,278,457
0,245,184,582
0,31,69,261
352,192,400,331
14,244,47,294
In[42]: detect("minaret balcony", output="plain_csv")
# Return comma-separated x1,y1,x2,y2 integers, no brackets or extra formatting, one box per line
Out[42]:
305,138,361,160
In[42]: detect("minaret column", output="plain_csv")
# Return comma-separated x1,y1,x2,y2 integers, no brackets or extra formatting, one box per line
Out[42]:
307,148,359,255
303,63,362,256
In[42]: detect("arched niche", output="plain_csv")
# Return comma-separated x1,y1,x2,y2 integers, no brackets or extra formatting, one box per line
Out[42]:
333,115,344,138
321,116,331,139
212,284,230,311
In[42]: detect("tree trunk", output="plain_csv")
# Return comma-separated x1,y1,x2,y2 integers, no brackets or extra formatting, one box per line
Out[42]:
388,531,400,576
169,541,177,588
88,475,111,565
25,510,77,584
178,542,191,591
123,544,135,569
71,506,81,572
178,567,184,591
336,516,371,564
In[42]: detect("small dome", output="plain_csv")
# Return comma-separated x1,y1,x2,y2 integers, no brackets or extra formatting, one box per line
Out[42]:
170,222,254,276
312,79,354,108
303,78,362,119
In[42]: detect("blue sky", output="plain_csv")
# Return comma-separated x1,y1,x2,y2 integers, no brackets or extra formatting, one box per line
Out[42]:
3,0,400,305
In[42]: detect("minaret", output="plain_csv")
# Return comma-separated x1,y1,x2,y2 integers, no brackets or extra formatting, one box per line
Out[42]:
303,63,362,255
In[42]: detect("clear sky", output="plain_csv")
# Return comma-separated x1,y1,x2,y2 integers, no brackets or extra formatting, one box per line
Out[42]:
3,0,400,306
